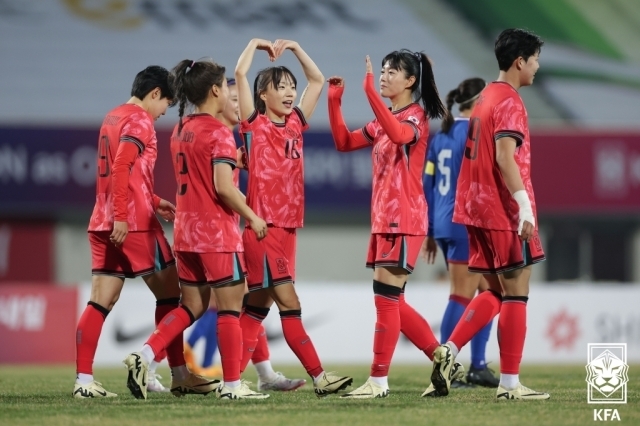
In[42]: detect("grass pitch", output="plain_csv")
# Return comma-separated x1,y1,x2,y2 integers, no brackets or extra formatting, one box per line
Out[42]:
0,364,637,426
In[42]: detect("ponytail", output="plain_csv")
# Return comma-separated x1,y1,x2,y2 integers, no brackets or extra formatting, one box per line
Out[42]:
440,88,459,133
417,53,446,120
172,59,192,136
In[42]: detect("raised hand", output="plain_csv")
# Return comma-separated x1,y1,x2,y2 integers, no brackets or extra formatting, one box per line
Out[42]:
327,76,344,87
253,38,277,61
272,39,299,59
365,55,373,75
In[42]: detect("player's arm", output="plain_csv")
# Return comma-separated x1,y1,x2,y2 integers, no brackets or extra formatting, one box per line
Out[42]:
421,158,437,263
213,162,267,240
110,139,141,246
327,77,370,152
495,136,534,241
363,56,416,145
235,39,276,122
153,195,176,222
273,40,324,120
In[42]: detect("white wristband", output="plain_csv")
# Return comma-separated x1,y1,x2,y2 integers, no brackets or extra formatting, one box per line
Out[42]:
512,190,535,234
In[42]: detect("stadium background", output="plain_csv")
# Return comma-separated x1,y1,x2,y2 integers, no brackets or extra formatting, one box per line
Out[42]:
1,0,639,372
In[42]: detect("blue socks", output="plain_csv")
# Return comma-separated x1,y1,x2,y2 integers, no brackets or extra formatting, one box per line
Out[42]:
441,295,492,369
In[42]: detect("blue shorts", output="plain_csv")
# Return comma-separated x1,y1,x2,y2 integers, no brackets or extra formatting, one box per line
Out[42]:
436,237,469,264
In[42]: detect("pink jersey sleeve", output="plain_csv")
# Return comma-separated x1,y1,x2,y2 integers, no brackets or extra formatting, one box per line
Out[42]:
361,120,377,144
493,96,527,147
290,106,309,132
121,112,154,151
211,127,238,168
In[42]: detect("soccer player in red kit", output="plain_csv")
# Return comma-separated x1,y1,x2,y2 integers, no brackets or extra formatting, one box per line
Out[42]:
328,51,460,398
429,28,550,401
123,58,269,400
74,66,188,399
235,38,352,397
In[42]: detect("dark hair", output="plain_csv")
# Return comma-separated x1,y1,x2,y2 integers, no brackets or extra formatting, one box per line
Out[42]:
441,77,486,133
172,59,226,134
495,28,544,72
381,49,446,120
227,77,236,86
130,65,175,101
253,66,297,114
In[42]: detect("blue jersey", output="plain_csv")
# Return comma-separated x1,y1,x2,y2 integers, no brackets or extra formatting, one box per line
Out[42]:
423,118,469,240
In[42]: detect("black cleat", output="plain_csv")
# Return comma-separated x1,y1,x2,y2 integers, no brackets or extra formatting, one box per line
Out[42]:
466,365,499,388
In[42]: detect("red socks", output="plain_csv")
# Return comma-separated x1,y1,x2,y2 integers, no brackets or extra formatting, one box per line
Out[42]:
371,281,401,377
146,305,193,358
449,290,502,351
76,302,109,374
217,311,242,383
239,305,270,372
251,325,270,364
155,298,182,367
280,310,323,378
399,292,439,360
498,296,528,374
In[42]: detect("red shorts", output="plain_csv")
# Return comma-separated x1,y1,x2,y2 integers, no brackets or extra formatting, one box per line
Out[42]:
366,234,425,274
243,227,296,292
89,229,175,279
466,226,546,274
176,251,247,287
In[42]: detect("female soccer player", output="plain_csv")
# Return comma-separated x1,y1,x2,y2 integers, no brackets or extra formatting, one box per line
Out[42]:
328,51,460,398
74,66,191,399
124,58,270,400
430,28,549,401
421,77,499,394
234,38,352,397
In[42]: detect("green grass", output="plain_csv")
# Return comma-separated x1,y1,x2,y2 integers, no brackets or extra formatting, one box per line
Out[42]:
0,364,638,426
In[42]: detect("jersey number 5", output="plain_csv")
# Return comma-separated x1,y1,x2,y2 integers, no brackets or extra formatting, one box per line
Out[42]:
176,152,188,195
437,149,452,196
465,117,481,160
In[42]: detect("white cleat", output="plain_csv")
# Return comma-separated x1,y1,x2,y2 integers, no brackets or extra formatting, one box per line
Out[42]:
217,380,270,400
123,352,149,400
170,372,219,397
340,378,389,399
147,372,170,393
314,371,353,398
496,382,550,401
72,380,117,399
430,344,455,397
257,372,306,392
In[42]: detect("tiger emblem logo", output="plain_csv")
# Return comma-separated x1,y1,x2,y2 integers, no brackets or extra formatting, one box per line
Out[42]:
585,349,629,398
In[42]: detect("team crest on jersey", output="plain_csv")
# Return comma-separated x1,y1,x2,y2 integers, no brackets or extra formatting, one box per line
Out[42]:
275,258,287,274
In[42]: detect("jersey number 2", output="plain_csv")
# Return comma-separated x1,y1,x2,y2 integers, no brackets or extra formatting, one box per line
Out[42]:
176,152,188,195
437,149,452,196
465,117,481,160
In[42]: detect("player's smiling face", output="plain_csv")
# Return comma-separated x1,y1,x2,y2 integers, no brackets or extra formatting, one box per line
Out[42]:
263,75,297,118
520,51,540,87
379,62,414,99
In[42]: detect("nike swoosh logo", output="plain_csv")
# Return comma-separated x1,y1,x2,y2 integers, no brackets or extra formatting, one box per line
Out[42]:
95,390,107,396
115,323,155,343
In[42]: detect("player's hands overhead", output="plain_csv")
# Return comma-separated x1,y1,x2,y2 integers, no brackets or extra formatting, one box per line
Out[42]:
156,199,176,222
327,76,344,87
110,221,128,246
253,38,277,62
365,55,373,75
421,236,438,264
249,215,268,240
273,39,299,59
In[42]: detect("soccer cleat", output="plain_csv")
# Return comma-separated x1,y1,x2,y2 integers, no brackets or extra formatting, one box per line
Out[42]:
170,372,220,397
496,382,550,401
257,372,307,392
314,371,353,398
147,372,170,393
430,344,455,397
73,380,117,399
340,378,389,399
123,352,148,400
451,379,475,389
466,364,499,388
422,362,465,397
217,380,270,399
195,364,223,378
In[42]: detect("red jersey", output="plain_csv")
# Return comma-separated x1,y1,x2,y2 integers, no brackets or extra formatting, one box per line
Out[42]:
88,104,160,232
362,103,428,235
240,107,308,228
453,81,536,231
170,114,242,253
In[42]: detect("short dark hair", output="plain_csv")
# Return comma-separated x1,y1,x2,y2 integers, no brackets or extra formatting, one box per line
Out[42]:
494,29,544,71
130,65,175,101
253,66,297,114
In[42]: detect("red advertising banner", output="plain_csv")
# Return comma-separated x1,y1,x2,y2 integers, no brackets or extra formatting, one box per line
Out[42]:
532,131,640,214
0,221,54,283
0,285,78,363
